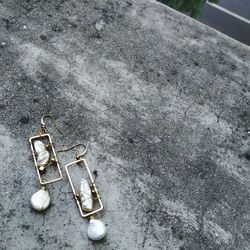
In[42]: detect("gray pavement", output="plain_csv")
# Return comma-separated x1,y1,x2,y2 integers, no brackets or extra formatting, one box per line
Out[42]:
0,0,250,250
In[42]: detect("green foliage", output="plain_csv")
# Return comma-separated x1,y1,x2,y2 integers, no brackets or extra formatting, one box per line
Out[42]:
160,0,219,18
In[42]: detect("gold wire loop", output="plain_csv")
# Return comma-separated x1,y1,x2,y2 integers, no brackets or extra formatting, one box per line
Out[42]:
29,133,63,185
40,114,64,135
64,150,104,218
58,143,88,159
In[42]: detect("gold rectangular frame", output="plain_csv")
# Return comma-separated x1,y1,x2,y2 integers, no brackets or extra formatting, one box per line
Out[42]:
29,133,63,185
65,158,103,218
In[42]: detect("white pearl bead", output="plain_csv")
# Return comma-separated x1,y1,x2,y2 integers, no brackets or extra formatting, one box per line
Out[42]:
80,178,93,212
34,140,46,153
33,140,50,166
31,188,50,212
87,219,106,241
36,150,50,166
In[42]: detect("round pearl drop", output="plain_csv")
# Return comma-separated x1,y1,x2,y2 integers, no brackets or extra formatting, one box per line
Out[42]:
87,219,106,241
31,188,50,212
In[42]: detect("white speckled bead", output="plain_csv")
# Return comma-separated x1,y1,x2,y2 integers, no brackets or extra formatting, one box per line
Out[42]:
31,188,50,212
36,150,50,166
33,140,50,166
80,178,93,212
87,219,106,241
34,140,46,153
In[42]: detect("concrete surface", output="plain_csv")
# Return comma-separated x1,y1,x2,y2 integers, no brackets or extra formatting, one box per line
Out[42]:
0,0,250,250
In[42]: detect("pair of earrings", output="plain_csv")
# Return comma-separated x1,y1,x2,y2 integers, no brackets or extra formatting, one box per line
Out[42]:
29,115,106,241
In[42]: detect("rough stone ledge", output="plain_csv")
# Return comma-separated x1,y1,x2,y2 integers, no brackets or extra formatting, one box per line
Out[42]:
0,0,249,249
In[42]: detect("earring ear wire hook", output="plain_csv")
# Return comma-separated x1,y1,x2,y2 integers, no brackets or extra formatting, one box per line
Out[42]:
58,143,88,159
40,114,64,135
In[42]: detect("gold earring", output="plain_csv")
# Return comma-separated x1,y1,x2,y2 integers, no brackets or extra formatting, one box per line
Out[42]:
58,144,106,241
29,114,63,212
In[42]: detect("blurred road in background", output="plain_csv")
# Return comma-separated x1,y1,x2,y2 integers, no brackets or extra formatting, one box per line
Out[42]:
199,0,250,45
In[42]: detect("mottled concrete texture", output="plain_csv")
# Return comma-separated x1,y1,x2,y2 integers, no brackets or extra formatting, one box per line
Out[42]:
0,0,250,249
